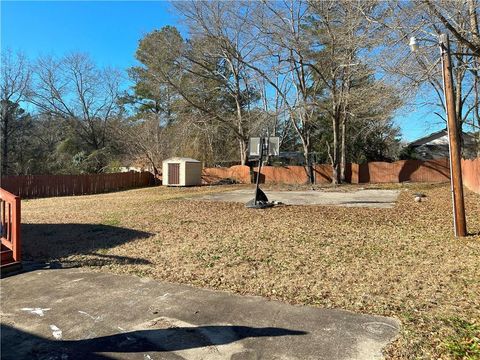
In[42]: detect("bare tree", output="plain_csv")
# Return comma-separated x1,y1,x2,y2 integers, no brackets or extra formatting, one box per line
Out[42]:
27,53,122,171
115,114,174,176
298,1,401,182
211,0,403,182
1,50,31,175
172,1,263,165
224,0,323,181
364,0,480,153
423,0,480,59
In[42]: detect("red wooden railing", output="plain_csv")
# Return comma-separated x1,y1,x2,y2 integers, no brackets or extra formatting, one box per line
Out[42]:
0,188,21,267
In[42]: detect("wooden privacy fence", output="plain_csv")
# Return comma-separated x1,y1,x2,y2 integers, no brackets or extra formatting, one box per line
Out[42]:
348,158,451,184
462,157,480,193
0,188,21,268
0,171,155,199
203,158,474,186
202,165,251,184
247,158,451,185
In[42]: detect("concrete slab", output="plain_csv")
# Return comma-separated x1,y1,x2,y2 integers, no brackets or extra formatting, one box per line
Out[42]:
1,269,400,360
190,189,401,208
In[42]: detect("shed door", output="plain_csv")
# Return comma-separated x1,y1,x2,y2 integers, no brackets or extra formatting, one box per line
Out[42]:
168,163,180,185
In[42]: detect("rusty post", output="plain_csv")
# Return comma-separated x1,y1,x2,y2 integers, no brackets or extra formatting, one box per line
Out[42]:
439,34,467,237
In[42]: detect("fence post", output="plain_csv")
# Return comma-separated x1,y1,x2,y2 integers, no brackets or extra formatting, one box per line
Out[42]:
11,195,21,262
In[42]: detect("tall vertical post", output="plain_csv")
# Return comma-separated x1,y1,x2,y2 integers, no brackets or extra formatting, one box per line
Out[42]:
439,33,467,237
12,195,21,262
254,137,265,205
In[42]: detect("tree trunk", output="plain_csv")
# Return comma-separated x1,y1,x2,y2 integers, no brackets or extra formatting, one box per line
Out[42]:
239,138,248,165
340,115,346,183
455,60,463,129
469,1,480,156
474,70,480,156
468,0,480,52
302,141,314,184
331,115,341,185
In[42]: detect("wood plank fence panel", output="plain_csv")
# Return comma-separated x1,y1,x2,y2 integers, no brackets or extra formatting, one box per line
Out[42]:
202,165,251,184
462,158,480,193
201,158,470,185
0,171,155,199
254,166,310,185
314,164,333,184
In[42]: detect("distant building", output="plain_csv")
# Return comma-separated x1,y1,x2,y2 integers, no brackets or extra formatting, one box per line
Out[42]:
404,129,478,160
277,151,307,165
118,166,143,173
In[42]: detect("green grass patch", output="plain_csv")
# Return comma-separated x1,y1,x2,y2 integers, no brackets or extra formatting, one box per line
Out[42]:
102,217,121,227
442,318,480,359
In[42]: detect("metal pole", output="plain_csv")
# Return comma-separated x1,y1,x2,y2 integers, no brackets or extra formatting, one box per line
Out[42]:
254,137,264,205
439,33,467,237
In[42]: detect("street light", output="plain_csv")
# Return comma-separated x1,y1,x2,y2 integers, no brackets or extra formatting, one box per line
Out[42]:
410,34,467,237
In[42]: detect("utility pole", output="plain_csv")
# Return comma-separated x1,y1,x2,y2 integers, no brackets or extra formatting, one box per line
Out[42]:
439,33,467,237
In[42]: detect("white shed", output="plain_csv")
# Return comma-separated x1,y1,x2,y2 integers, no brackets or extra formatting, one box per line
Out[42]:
162,158,202,186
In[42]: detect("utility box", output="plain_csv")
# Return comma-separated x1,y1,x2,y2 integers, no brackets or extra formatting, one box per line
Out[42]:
162,158,202,186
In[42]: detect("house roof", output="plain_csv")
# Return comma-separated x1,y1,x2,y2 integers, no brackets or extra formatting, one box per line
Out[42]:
408,129,477,147
408,129,448,147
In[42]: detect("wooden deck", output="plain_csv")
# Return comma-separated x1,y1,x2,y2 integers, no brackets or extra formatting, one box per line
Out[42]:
1,188,21,274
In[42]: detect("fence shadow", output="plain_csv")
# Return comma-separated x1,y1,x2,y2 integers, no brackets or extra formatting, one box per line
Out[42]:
21,223,153,266
252,171,266,184
354,160,450,183
398,160,450,182
1,323,307,360
398,161,421,182
358,164,371,183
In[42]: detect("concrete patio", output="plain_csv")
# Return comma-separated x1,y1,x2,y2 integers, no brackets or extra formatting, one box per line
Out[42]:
0,268,400,360
189,189,401,208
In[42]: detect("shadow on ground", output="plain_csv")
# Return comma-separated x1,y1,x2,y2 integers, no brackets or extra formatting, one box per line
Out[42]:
1,323,306,360
21,223,153,267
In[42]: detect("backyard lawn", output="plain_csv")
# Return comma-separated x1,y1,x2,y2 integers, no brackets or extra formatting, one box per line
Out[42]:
21,183,480,360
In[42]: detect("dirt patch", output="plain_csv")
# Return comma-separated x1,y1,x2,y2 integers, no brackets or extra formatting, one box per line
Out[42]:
21,183,480,359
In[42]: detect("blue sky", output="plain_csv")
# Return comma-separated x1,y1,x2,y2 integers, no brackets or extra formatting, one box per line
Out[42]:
1,1,444,141
1,1,183,69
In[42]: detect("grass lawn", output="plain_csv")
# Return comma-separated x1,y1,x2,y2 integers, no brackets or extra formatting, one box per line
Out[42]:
21,183,480,359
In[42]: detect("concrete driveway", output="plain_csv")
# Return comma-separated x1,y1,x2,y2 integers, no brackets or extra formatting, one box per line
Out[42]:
1,269,400,360
190,189,401,208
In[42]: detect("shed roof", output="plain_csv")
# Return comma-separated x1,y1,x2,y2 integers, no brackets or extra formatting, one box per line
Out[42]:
163,157,201,163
